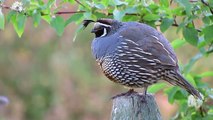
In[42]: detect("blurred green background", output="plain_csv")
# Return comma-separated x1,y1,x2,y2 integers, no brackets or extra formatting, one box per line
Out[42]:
0,7,213,120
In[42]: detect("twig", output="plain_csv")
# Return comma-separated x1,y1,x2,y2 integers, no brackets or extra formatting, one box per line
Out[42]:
107,12,139,16
55,11,139,16
174,16,178,25
0,3,138,16
55,10,85,15
0,4,11,10
158,18,201,32
191,11,195,27
0,2,205,33
201,0,209,6
189,0,199,3
172,23,179,27
201,0,213,14
74,0,86,8
170,0,174,5
207,42,213,54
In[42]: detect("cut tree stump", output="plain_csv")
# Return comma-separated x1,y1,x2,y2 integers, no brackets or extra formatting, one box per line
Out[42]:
111,92,162,120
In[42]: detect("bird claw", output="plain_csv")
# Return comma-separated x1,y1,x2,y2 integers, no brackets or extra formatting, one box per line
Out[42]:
111,89,137,99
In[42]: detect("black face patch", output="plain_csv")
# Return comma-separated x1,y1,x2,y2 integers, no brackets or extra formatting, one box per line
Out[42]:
83,19,112,38
91,22,112,38
95,27,105,37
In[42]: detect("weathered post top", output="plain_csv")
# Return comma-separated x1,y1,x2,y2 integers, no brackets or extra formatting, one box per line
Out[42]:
111,92,162,120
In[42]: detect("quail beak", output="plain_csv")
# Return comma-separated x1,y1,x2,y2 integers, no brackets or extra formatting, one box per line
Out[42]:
91,27,102,33
91,28,97,33
91,22,103,33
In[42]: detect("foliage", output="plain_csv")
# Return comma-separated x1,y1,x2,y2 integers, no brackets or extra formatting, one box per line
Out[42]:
0,0,213,119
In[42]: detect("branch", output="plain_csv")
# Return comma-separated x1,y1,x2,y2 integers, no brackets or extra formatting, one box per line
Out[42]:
54,10,202,33
55,10,85,15
0,3,138,16
170,0,174,5
172,24,201,32
74,0,86,8
0,4,11,10
0,2,205,33
54,10,139,16
201,0,213,14
158,17,201,32
207,42,213,54
172,18,201,32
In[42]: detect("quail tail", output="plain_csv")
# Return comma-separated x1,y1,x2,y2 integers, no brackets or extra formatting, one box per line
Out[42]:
166,71,202,99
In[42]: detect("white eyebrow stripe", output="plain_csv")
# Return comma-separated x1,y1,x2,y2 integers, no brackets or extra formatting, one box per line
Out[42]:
100,28,107,37
95,22,112,28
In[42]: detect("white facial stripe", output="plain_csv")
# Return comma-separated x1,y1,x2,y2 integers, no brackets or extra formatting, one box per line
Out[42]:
100,28,107,37
95,22,112,28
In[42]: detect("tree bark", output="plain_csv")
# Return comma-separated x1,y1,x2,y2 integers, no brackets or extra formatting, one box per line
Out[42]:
111,92,162,120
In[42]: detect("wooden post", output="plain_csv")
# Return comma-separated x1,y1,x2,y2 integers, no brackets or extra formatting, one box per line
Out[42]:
111,92,162,120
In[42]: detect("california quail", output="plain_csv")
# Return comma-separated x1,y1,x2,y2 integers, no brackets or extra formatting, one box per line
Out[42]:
84,18,201,99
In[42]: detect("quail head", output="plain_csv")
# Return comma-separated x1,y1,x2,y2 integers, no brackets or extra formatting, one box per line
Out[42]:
85,18,201,99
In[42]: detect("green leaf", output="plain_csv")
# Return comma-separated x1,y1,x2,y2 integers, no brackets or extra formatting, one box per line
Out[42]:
65,13,83,27
208,109,213,116
11,14,26,37
113,0,128,6
83,12,96,20
93,12,107,19
0,9,4,30
203,25,213,43
185,74,196,87
101,0,109,7
124,7,137,14
173,90,186,100
202,16,211,25
42,15,52,24
165,87,179,104
209,0,213,7
50,16,65,36
72,24,84,42
113,8,125,21
148,83,167,93
176,0,192,15
197,71,213,78
143,14,160,21
197,37,206,49
46,0,56,8
171,39,186,49
183,27,198,46
160,18,174,32
32,12,41,27
172,7,184,16
67,0,75,4
6,11,17,22
160,0,169,7
94,3,105,9
184,53,203,74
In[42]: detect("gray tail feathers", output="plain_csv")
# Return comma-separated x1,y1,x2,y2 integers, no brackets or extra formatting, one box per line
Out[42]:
165,71,202,99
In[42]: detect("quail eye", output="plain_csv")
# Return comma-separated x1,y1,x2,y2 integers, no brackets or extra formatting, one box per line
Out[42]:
92,22,111,38
95,27,108,38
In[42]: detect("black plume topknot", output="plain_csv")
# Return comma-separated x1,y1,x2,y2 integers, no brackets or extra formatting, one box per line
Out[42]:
83,20,95,28
83,18,117,28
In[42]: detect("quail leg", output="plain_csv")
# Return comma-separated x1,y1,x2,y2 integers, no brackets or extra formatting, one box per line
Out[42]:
144,86,148,96
112,89,136,99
